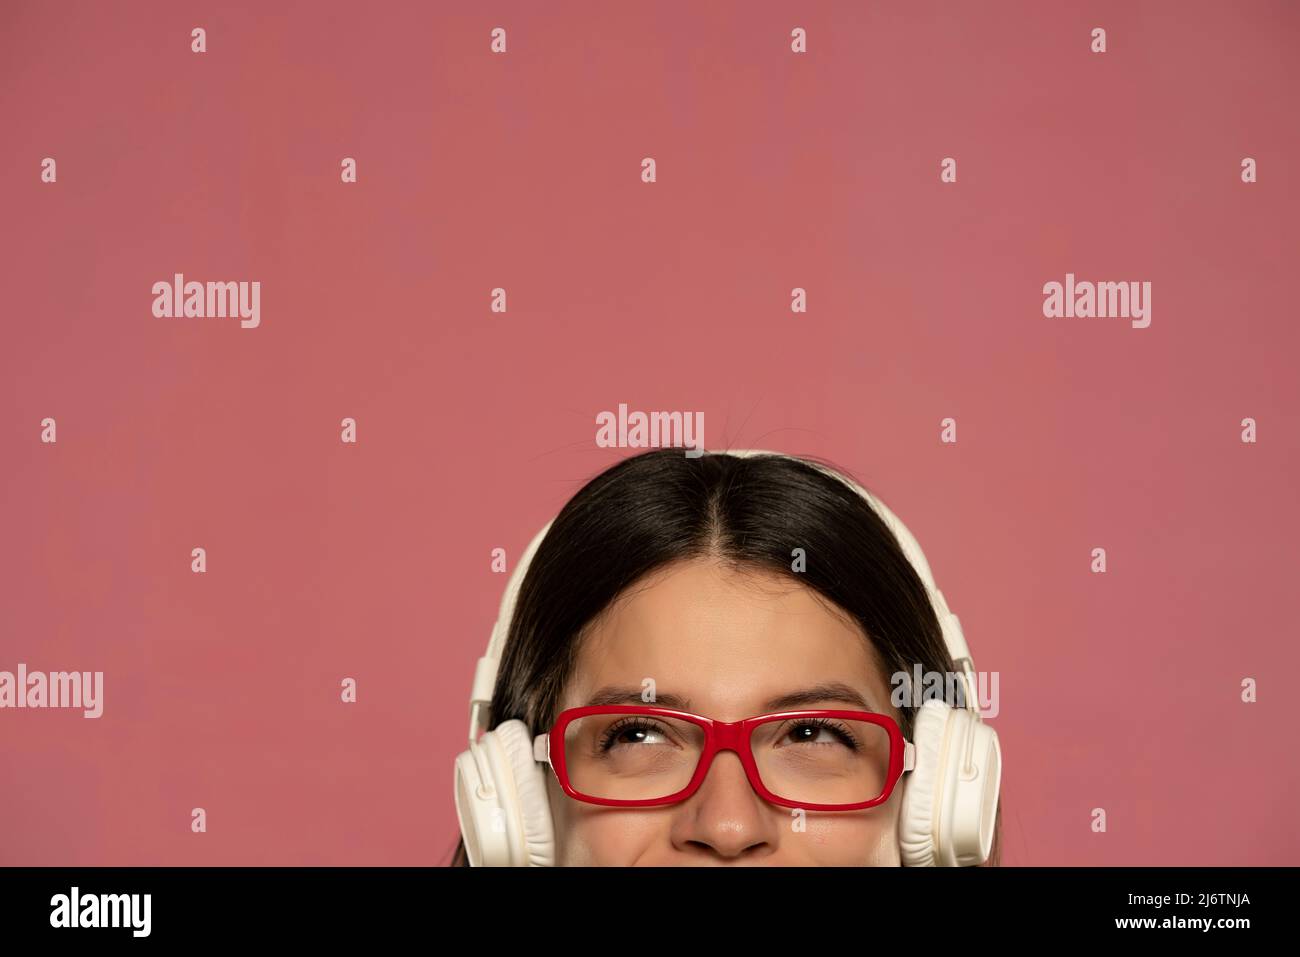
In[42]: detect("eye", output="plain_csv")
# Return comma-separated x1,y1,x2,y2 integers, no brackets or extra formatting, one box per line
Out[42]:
781,718,860,750
598,718,672,751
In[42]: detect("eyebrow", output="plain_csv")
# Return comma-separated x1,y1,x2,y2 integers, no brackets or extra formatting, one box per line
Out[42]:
582,681,881,715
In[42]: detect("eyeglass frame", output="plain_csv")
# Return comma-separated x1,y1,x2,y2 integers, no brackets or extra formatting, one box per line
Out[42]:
532,704,917,811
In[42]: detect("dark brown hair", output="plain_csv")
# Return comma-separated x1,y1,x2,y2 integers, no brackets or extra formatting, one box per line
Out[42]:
447,448,1001,866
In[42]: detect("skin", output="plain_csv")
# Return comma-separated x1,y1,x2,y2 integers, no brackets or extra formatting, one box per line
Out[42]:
543,556,908,865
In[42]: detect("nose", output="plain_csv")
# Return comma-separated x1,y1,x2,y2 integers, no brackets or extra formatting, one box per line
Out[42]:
670,748,777,861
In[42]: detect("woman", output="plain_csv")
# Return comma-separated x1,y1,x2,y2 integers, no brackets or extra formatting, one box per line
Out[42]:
450,447,1002,865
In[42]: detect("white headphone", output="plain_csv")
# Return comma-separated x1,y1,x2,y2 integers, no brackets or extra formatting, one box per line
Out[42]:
453,449,1002,866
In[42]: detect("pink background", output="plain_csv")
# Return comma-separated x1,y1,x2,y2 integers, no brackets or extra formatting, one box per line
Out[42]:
2,0,1297,866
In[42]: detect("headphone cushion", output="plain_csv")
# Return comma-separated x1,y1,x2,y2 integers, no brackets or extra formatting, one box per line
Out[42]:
455,738,518,866
898,699,951,867
494,720,557,867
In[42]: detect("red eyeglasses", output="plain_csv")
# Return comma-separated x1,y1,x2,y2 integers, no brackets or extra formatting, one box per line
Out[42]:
532,705,915,811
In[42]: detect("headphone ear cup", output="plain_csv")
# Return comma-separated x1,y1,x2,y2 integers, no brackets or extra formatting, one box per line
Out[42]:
948,712,1001,866
453,739,508,867
452,720,556,866
898,699,1002,867
899,699,949,867
493,720,557,866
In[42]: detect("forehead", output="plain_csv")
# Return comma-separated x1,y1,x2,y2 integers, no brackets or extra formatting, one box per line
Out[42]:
559,558,898,724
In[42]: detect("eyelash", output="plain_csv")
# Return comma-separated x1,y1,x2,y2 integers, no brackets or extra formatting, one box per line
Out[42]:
596,716,862,751
789,716,861,751
598,717,666,752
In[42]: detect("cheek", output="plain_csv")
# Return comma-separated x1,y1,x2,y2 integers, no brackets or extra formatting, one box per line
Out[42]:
560,811,668,866
868,803,903,866
547,776,666,866
801,797,903,866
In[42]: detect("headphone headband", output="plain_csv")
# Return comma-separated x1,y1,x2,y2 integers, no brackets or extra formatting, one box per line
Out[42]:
466,448,980,744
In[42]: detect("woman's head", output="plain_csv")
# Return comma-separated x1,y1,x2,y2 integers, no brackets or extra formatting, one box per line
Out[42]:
450,448,1001,865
